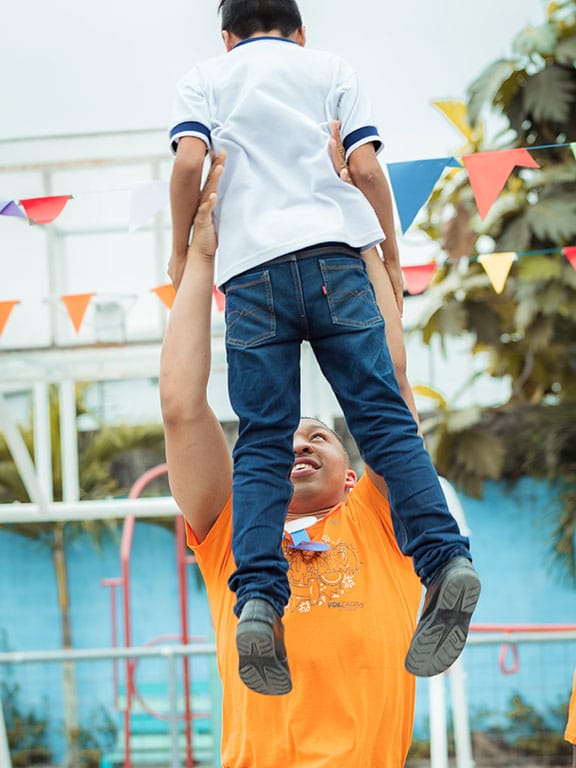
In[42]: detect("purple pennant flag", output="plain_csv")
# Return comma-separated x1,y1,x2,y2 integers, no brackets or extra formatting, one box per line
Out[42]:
0,200,26,219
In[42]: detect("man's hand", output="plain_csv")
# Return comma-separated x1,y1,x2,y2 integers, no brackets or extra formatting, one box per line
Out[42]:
168,151,225,288
189,151,225,262
329,120,352,183
381,254,404,316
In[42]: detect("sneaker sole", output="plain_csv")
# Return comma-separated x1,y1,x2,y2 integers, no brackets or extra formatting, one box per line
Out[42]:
236,620,292,696
405,568,481,677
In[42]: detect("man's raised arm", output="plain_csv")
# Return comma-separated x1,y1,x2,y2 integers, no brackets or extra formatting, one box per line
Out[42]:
160,155,232,542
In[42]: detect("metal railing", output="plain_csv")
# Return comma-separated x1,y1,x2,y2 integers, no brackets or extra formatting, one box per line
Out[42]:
0,642,221,768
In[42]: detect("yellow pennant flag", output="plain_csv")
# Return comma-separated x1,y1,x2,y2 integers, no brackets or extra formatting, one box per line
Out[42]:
571,142,576,160
432,100,473,140
478,252,516,294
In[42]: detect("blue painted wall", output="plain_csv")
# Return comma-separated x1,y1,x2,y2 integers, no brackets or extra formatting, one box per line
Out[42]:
1,478,575,758
413,477,576,739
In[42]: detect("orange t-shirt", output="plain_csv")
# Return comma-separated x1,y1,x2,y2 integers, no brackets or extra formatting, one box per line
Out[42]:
186,473,422,768
566,670,576,744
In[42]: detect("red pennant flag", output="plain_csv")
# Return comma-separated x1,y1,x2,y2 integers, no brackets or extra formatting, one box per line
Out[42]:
563,246,576,271
402,263,437,295
20,195,72,224
152,284,176,309
60,293,94,333
212,285,225,312
462,149,539,220
0,300,20,336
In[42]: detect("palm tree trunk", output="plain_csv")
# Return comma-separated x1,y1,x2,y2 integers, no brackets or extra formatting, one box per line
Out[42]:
52,524,81,768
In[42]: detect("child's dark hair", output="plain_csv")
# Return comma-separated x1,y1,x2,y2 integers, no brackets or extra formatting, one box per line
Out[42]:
218,0,302,39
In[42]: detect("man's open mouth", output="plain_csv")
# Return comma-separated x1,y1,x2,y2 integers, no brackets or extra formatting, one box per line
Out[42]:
291,458,320,476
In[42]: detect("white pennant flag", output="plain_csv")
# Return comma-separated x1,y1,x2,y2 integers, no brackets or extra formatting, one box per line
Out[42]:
129,181,170,232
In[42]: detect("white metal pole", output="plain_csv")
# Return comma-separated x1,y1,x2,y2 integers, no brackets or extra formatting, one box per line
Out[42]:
0,696,12,768
59,381,80,503
0,393,49,511
167,651,181,768
33,382,54,503
429,675,449,768
449,658,475,768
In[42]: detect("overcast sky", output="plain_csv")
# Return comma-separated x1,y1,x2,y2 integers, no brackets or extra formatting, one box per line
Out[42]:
2,0,545,160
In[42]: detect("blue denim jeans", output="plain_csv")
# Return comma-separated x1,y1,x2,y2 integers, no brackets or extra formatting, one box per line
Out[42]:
223,245,471,617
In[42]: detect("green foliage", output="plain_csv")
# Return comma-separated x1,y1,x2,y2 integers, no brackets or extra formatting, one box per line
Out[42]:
415,1,576,582
0,384,165,507
77,706,118,768
0,682,52,767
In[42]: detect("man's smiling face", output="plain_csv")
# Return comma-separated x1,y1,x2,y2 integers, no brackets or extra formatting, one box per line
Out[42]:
287,418,356,519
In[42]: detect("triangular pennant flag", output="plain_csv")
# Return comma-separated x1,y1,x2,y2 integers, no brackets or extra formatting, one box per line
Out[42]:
462,148,540,220
212,285,225,312
387,157,461,233
0,300,20,336
0,200,26,219
402,263,437,295
571,143,576,160
432,100,473,140
478,252,516,294
563,246,576,271
129,181,169,232
20,195,72,225
151,283,176,309
60,292,94,333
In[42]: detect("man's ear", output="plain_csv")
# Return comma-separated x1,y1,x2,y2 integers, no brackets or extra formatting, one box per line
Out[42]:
294,25,306,47
344,469,357,492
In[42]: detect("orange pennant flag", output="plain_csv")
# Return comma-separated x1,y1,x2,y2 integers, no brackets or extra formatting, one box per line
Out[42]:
478,252,516,294
20,195,72,224
462,149,539,220
563,246,576,271
60,292,94,333
0,300,20,336
152,284,176,309
212,285,225,312
402,263,437,295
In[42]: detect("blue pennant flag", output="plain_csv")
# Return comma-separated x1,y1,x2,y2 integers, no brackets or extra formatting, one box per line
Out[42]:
387,157,461,234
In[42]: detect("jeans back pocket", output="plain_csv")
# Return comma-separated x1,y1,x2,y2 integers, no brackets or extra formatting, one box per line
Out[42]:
319,257,383,328
224,269,277,348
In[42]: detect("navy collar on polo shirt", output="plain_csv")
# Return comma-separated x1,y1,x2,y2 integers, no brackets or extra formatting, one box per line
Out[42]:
232,36,298,50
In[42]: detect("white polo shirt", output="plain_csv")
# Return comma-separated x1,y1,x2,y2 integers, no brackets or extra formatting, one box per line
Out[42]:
170,36,385,287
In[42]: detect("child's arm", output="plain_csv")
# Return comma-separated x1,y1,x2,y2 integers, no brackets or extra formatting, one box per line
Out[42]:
347,143,404,316
168,136,207,289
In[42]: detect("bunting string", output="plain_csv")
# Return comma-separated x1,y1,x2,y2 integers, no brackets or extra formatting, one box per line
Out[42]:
1,138,576,334
0,245,574,338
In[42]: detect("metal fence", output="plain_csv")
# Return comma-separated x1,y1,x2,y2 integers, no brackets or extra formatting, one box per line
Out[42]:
1,631,574,768
418,628,576,768
0,642,221,768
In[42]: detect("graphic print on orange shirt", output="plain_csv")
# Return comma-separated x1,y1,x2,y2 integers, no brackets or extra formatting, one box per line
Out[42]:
283,534,363,613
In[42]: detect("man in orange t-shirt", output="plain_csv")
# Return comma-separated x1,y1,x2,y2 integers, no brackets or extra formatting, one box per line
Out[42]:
160,157,421,766
566,670,576,767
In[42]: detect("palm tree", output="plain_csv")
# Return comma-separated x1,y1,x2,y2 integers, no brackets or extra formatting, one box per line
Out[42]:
414,0,576,581
0,384,166,765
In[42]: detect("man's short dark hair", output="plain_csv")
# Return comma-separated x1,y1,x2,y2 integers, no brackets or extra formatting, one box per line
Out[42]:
218,0,303,39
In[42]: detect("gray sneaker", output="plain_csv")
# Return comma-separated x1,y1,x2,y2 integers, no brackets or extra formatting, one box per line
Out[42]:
236,598,292,696
405,556,481,677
